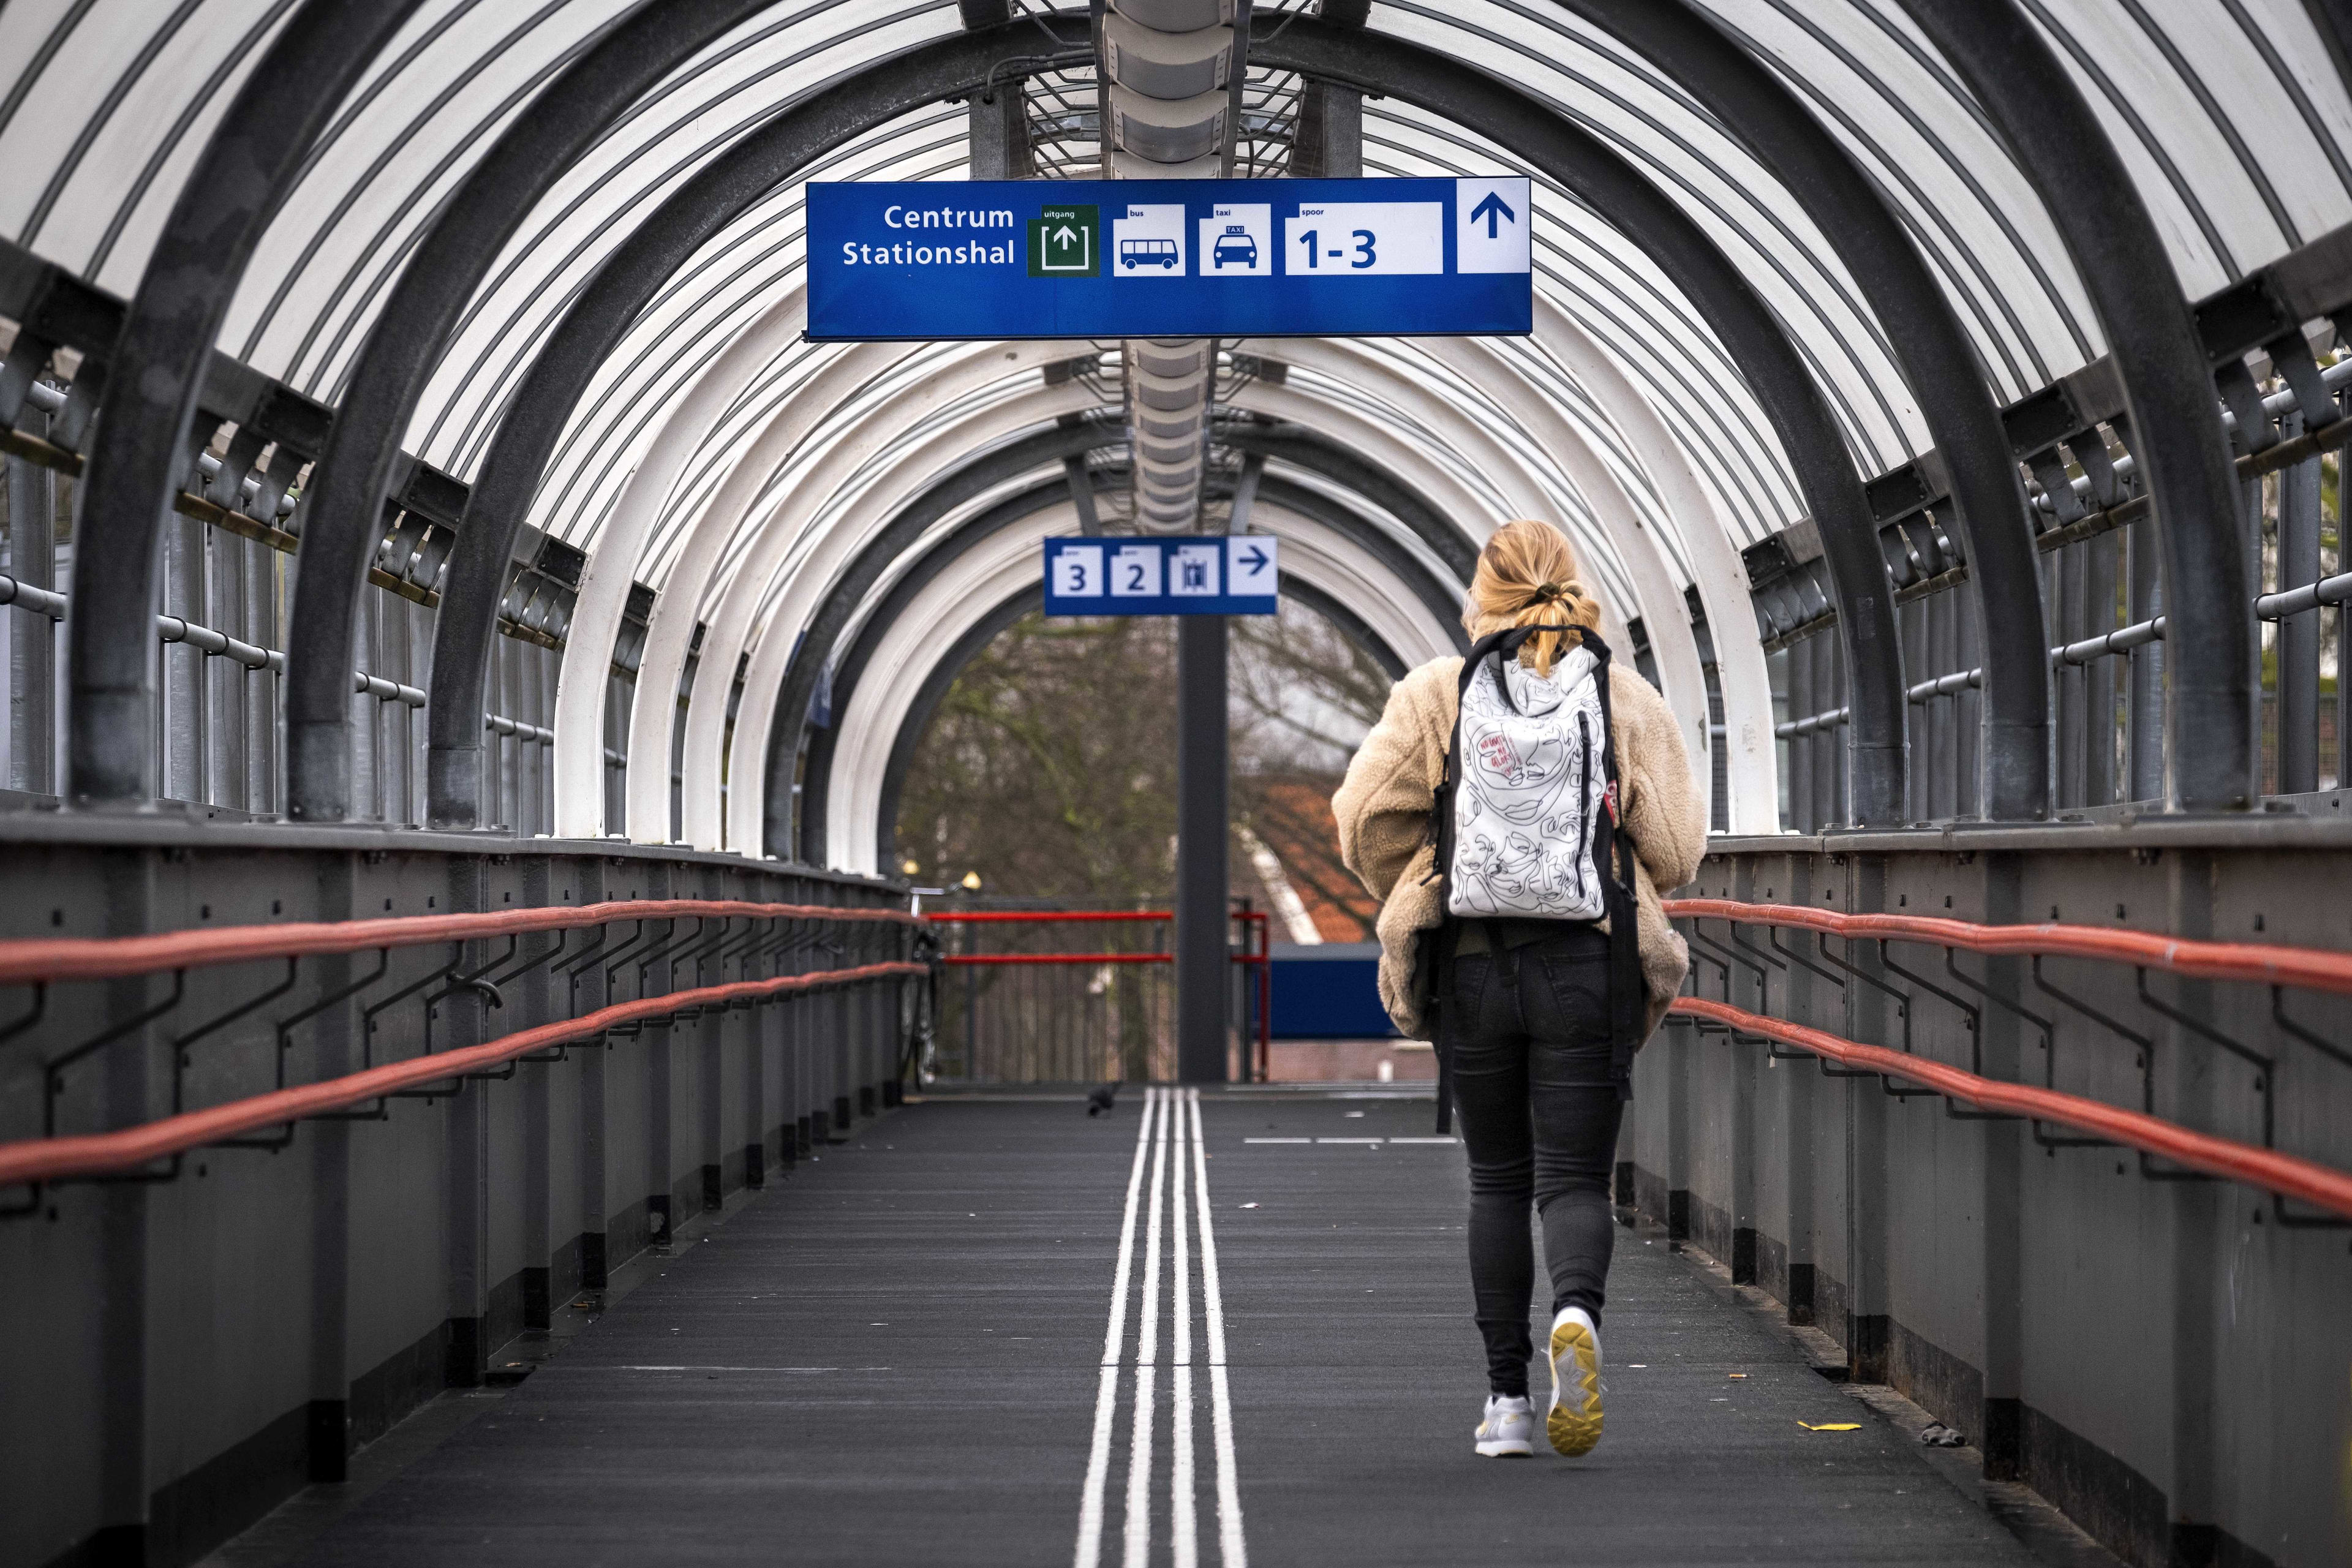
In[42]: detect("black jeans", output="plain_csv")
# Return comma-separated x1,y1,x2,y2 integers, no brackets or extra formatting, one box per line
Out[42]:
1442,924,1623,1398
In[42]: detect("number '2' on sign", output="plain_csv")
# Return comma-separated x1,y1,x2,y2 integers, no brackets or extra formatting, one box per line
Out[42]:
1283,203,1442,276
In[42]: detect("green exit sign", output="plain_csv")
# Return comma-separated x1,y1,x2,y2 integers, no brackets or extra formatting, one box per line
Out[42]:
1028,205,1099,277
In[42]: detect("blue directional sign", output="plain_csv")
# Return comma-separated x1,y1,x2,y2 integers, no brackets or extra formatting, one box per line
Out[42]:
807,176,1531,341
1042,536,1280,617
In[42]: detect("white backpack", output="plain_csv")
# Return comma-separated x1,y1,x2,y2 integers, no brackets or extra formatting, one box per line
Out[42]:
1448,643,1609,921
1422,623,1646,1128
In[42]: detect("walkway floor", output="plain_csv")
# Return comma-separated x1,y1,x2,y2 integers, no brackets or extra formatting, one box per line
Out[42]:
257,1089,2052,1566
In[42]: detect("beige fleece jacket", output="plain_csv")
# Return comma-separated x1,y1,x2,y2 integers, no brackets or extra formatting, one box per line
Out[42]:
1332,654,1707,1043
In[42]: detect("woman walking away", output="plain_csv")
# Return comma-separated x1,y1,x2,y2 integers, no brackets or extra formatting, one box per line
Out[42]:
1333,519,1705,1460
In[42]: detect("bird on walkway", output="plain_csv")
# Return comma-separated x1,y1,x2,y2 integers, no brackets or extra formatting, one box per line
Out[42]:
1086,1082,1120,1117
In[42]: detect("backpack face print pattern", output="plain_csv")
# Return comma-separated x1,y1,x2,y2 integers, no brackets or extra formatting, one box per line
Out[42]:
1449,644,1608,921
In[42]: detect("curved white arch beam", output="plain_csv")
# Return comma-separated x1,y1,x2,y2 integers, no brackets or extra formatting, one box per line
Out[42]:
634,342,1079,843
1417,334,1713,820
1254,336,1710,815
697,328,1777,853
821,497,1465,873
1224,380,1507,548
718,373,1509,854
687,377,1096,850
1532,295,1779,832
1219,382,1663,657
722,366,1525,856
551,285,827,837
1248,338,1624,590
612,341,943,836
758,360,1656,859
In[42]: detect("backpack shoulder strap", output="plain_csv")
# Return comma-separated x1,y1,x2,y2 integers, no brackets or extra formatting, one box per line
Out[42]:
1426,625,1583,1132
1579,634,1649,1098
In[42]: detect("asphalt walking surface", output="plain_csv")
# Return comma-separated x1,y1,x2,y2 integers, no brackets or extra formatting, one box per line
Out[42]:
276,1091,2034,1566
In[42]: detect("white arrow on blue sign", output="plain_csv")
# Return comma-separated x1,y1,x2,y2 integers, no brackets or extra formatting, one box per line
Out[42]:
1044,536,1280,617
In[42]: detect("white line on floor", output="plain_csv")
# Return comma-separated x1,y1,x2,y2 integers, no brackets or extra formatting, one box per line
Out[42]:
609,1365,839,1373
1190,1089,1247,1568
1123,1090,1170,1568
1075,1085,1156,1568
1172,1095,1197,1568
1315,1137,1384,1145
1241,1136,1310,1144
1385,1136,1460,1144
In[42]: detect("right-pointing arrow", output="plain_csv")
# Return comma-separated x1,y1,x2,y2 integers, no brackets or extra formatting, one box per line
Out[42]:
1239,545,1270,575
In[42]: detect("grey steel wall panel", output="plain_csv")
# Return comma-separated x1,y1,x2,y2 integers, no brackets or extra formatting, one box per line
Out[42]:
1632,826,2352,1567
0,825,904,1567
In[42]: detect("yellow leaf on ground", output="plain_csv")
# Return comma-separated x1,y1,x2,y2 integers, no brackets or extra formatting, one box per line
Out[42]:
1798,1422,1862,1431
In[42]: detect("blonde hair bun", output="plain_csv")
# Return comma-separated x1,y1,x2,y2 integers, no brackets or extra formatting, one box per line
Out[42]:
1461,519,1601,676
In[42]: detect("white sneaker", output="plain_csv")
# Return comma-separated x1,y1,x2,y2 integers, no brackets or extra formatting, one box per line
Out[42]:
1474,1393,1536,1457
1545,1306,1605,1456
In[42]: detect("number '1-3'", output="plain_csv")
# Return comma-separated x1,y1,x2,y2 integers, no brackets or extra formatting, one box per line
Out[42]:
1296,229,1376,269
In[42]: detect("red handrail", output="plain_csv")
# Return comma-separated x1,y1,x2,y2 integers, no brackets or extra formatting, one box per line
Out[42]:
0,899,916,987
0,960,927,1186
939,952,1276,966
928,908,1276,1080
1664,897,2352,997
925,910,1175,924
923,910,1272,927
944,952,1174,965
1670,997,2352,1220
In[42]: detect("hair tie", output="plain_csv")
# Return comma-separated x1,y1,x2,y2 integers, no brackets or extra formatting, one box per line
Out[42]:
1534,581,1564,603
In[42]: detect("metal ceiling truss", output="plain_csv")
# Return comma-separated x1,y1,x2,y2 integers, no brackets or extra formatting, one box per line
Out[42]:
7,0,2351,861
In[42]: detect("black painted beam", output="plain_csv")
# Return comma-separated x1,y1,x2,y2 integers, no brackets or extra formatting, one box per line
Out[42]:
64,0,424,807
1253,17,1907,823
1896,0,2256,812
280,0,781,824
793,464,1450,867
773,424,1468,862
420,17,1094,832
1556,0,2047,821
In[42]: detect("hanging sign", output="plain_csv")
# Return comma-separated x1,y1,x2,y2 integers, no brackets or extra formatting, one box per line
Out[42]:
807,176,1531,341
1042,535,1280,617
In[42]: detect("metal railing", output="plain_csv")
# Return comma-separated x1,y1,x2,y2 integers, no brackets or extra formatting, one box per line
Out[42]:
1768,334,2352,830
919,906,1271,1084
0,897,923,1207
1664,896,2352,1223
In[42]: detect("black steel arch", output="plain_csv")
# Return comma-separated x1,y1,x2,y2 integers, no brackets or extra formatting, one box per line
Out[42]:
1251,17,1909,824
770,420,1474,859
276,0,778,823
1219,418,1478,582
1894,0,2256,812
793,466,1463,862
862,565,1415,879
64,0,424,807
395,13,1910,832
797,472,1114,869
415,16,1095,832
871,584,1042,883
1558,0,2049,821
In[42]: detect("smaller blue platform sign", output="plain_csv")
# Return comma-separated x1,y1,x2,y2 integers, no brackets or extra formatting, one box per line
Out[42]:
807,176,1531,341
1042,535,1280,617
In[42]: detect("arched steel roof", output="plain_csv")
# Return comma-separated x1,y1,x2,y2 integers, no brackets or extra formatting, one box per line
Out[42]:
7,0,2346,858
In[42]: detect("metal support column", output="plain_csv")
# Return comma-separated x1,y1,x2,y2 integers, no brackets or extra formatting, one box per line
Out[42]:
7,423,55,793
1176,613,1228,1084
2278,432,2321,794
2128,521,2165,801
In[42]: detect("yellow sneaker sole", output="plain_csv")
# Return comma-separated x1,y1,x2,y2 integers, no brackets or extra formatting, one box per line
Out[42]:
1547,1317,1604,1457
